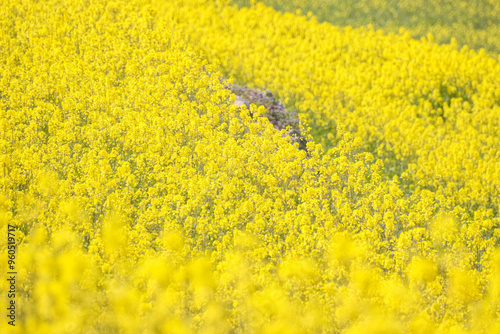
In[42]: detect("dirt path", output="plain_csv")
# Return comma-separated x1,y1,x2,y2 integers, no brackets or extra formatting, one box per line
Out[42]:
227,83,308,152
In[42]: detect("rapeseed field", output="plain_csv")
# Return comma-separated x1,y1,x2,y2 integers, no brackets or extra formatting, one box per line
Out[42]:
1,0,499,332
233,0,500,56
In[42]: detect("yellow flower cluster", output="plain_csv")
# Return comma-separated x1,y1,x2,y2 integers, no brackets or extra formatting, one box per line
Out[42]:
233,0,500,56
0,0,499,332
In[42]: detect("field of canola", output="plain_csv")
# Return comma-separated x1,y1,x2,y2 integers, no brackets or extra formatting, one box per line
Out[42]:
1,0,500,332
233,0,500,56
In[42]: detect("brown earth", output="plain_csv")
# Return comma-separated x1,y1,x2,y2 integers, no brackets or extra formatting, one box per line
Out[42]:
226,83,308,152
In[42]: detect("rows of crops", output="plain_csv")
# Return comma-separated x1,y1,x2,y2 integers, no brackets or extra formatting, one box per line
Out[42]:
1,0,499,332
